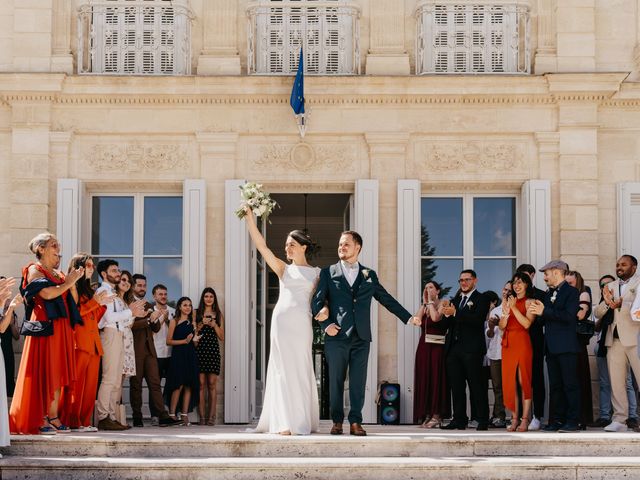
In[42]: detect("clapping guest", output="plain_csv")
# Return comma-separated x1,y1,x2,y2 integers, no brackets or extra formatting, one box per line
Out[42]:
566,270,594,429
150,284,175,426
60,254,113,432
10,233,84,434
1,277,21,450
164,297,200,425
195,288,224,426
116,271,137,381
0,276,19,401
499,273,536,431
413,281,448,428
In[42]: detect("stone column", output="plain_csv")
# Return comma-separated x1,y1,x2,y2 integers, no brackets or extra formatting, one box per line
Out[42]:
535,132,560,258
196,0,241,75
534,0,558,73
12,1,53,72
51,0,73,73
365,0,409,75
364,132,410,381
555,0,595,72
9,98,53,268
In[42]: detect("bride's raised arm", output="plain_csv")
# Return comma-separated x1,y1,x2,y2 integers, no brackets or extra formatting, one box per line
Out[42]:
243,207,287,279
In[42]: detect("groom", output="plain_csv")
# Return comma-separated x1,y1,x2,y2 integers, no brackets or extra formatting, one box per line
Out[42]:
312,230,420,436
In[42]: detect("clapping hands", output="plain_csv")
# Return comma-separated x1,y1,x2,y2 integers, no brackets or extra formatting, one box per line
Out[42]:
94,289,116,306
0,277,16,310
129,299,147,318
527,299,544,316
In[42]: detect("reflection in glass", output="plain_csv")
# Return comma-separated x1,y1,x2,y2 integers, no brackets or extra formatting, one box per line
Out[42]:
92,197,134,255
143,197,183,255
143,258,182,304
474,258,517,296
421,198,463,256
421,258,463,299
473,198,516,256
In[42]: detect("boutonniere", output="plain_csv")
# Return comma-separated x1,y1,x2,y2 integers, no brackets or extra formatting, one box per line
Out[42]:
466,301,474,308
631,288,636,295
362,269,370,279
551,291,557,304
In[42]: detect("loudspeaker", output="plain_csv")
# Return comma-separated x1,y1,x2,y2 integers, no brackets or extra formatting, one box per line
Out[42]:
378,382,400,425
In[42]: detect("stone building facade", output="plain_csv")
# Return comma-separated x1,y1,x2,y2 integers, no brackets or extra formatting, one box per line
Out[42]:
1,0,640,424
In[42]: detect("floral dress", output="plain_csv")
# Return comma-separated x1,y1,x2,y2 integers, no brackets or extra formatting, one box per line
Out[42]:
122,322,136,378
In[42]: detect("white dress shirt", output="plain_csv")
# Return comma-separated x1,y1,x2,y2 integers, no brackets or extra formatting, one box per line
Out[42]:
340,260,360,286
486,305,503,361
152,305,175,358
96,283,133,332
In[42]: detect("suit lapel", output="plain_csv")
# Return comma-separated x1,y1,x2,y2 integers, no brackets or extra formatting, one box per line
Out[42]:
352,264,365,293
331,262,351,290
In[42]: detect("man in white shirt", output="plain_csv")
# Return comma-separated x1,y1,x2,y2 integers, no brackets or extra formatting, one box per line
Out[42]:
95,259,145,431
486,282,510,428
149,284,175,426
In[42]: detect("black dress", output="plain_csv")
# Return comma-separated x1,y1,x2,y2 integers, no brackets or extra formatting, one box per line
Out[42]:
0,313,16,397
164,320,200,412
195,316,221,375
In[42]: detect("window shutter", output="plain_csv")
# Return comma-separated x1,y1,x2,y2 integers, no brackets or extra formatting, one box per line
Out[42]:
617,183,640,258
57,179,83,272
520,180,551,290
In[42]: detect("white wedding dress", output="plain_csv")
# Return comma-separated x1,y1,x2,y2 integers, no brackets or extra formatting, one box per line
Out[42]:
254,264,320,435
0,343,9,447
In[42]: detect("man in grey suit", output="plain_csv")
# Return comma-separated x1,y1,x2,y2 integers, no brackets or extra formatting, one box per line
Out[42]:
312,231,420,436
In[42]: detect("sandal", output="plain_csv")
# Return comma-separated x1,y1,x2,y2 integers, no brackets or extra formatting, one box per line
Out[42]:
516,418,529,432
207,417,215,426
424,417,441,429
199,417,207,426
39,425,57,435
506,418,520,432
46,416,71,434
180,413,191,426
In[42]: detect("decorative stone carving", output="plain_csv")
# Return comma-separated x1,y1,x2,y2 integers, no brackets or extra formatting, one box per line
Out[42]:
87,144,189,173
413,140,527,176
251,142,358,173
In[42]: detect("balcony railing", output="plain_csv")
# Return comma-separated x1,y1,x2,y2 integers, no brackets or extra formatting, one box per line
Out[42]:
415,1,530,74
78,1,192,75
247,1,361,75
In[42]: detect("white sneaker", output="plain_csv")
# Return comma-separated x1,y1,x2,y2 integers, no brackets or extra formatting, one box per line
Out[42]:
83,426,99,432
151,416,159,427
528,417,541,431
604,421,627,432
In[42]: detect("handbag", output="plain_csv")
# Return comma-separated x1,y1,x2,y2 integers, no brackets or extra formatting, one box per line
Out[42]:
20,319,54,337
576,319,595,338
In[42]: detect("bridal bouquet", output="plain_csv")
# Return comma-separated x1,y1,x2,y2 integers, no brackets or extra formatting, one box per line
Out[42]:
235,182,278,222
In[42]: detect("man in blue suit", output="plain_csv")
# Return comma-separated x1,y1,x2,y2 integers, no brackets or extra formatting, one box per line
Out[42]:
528,260,580,432
312,231,420,436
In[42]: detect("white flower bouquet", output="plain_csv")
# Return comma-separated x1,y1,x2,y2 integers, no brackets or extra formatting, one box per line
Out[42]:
235,182,278,222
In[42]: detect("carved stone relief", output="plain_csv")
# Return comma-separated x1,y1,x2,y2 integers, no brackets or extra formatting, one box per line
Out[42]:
250,141,358,174
85,143,190,173
412,139,529,178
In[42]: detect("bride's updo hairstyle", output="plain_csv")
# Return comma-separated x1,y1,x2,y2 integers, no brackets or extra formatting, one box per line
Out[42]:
289,230,319,260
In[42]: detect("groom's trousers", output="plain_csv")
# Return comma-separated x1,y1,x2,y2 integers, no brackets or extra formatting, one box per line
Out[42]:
325,331,370,424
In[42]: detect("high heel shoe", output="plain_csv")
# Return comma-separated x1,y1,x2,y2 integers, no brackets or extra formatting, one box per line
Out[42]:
424,417,441,429
180,413,191,426
207,417,215,426
516,418,530,432
506,418,520,432
46,416,71,434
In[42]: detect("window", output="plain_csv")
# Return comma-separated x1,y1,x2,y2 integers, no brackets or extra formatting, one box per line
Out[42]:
91,194,183,302
78,0,192,75
416,2,530,74
248,0,360,75
421,195,517,297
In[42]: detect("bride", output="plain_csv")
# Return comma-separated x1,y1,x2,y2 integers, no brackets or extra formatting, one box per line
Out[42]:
243,208,323,435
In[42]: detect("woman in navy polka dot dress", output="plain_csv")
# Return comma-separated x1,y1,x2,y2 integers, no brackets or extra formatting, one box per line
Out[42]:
195,287,224,425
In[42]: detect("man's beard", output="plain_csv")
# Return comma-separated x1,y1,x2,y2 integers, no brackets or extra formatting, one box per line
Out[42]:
106,273,120,285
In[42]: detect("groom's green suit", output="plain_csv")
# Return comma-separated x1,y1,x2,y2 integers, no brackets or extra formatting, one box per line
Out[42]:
312,261,412,424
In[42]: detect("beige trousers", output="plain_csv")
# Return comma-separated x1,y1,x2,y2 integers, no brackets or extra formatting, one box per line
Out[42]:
96,328,124,421
607,338,640,424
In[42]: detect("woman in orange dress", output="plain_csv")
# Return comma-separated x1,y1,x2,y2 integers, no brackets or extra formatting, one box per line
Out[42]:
60,253,114,432
499,272,537,432
9,233,85,434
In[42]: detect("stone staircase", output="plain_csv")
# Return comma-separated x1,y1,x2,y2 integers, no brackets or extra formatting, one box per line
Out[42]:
2,422,640,479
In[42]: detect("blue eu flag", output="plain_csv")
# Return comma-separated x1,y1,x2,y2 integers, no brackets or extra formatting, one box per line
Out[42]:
290,48,304,116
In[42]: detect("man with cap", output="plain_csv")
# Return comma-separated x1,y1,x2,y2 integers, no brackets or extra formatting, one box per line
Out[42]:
528,260,580,432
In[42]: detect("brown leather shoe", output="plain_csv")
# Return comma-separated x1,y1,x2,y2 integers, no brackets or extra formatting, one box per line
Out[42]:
330,422,343,435
350,423,367,436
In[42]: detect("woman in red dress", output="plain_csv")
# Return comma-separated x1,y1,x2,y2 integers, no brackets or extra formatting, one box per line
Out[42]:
9,233,85,434
499,272,537,432
413,281,449,427
60,253,114,432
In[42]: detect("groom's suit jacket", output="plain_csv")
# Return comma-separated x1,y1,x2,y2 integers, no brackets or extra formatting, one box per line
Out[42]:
312,262,411,342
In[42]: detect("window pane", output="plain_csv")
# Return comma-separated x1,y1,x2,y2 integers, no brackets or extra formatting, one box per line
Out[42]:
91,257,134,285
421,198,463,256
473,197,516,256
144,197,183,255
143,258,182,304
92,197,134,255
421,258,463,300
474,258,516,296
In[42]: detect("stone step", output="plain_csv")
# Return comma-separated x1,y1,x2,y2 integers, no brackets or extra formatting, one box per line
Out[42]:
3,425,640,458
2,455,640,480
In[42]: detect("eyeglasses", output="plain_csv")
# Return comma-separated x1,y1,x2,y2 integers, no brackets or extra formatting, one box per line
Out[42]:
458,278,473,283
